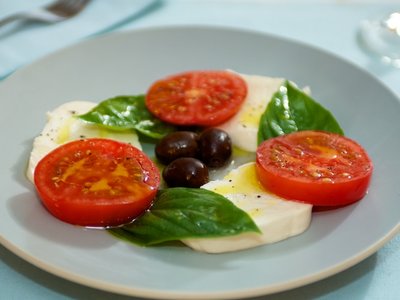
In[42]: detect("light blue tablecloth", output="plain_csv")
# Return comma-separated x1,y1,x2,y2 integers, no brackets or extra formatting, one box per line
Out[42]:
1,1,399,299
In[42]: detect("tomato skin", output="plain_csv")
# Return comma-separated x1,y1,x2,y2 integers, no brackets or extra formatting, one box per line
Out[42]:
145,70,247,126
256,131,373,207
34,138,160,227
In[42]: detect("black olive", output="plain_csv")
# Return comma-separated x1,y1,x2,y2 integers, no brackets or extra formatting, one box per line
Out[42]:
198,128,232,168
162,157,209,188
155,131,199,165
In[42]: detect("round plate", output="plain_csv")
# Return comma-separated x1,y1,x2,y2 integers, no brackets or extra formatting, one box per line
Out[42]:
0,26,399,299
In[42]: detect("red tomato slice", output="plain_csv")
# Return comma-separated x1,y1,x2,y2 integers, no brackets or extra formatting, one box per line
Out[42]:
256,131,373,207
145,70,247,126
34,138,160,227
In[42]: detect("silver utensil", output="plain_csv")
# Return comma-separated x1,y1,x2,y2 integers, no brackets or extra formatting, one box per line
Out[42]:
0,0,90,28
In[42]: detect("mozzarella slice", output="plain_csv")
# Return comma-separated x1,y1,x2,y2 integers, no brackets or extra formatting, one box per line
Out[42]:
182,163,312,253
26,101,142,182
218,73,284,152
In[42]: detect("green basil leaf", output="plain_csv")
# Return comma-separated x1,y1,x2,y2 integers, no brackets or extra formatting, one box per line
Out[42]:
258,81,344,144
79,95,176,139
109,187,260,246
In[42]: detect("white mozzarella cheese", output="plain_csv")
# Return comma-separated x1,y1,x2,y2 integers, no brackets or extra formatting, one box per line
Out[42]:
218,73,284,152
182,162,312,253
26,101,141,182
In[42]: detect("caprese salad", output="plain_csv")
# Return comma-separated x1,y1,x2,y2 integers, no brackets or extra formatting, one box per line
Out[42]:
27,70,373,253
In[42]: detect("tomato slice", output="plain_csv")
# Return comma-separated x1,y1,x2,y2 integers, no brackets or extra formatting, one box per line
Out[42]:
145,70,247,126
255,131,373,207
34,138,160,227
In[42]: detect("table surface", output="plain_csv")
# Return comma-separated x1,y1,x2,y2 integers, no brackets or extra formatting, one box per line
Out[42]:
1,1,399,299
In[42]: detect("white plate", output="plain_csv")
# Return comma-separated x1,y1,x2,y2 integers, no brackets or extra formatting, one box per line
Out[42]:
0,26,399,299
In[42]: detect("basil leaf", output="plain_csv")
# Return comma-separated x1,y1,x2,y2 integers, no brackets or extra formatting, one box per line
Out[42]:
109,187,260,246
79,95,176,139
258,81,344,144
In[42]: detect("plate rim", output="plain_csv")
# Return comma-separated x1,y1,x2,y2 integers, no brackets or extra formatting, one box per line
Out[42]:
1,225,399,299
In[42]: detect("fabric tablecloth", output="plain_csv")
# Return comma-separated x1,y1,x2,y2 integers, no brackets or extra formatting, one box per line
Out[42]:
1,1,399,299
